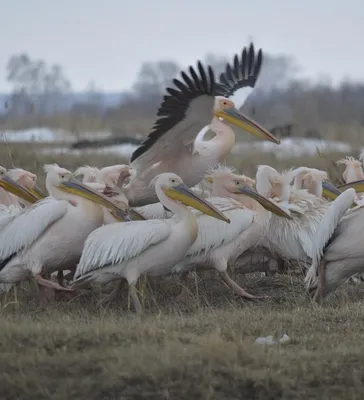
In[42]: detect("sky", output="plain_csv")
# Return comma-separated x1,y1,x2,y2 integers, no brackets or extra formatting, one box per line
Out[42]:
1,0,364,93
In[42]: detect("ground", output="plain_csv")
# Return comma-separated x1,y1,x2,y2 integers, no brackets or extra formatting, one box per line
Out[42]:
1,273,364,400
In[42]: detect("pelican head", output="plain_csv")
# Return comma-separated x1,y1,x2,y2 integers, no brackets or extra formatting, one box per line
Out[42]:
214,97,280,144
205,164,255,191
7,168,45,200
0,170,41,204
336,156,364,183
154,173,230,223
206,167,292,219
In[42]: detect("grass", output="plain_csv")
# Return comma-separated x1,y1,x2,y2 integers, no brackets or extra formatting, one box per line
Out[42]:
1,274,364,400
1,141,364,399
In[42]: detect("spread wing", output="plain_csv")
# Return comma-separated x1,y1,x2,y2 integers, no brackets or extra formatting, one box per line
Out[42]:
75,220,172,277
0,198,69,262
130,62,216,172
217,43,263,106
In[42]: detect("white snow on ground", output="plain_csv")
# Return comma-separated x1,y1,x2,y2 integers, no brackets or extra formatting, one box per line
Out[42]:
0,128,112,143
0,128,358,160
232,137,353,159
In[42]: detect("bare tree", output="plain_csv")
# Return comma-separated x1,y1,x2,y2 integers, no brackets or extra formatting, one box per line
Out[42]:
6,53,71,115
132,60,180,99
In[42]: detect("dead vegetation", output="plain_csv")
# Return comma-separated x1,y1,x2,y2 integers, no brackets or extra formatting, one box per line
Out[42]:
1,274,364,400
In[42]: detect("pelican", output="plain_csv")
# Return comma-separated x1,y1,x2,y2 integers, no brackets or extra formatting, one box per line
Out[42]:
170,165,292,300
75,164,144,223
74,164,133,189
122,44,280,207
71,173,230,313
293,167,328,198
254,166,339,270
336,156,364,205
305,187,359,303
0,166,43,207
0,164,130,292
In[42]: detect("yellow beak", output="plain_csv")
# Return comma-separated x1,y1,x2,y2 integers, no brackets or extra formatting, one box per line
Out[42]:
322,181,342,201
206,177,214,184
128,209,146,221
27,184,47,200
0,175,40,204
56,178,130,222
109,208,146,221
236,186,293,219
338,179,364,193
215,107,280,144
163,183,230,223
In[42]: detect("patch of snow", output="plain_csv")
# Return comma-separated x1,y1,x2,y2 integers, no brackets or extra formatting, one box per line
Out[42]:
0,128,113,143
232,137,352,159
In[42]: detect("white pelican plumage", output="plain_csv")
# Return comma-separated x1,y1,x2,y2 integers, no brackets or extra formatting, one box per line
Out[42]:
171,165,292,299
0,164,129,293
293,167,328,198
74,164,133,189
71,173,230,313
73,164,139,224
305,187,358,303
122,44,280,207
254,166,340,269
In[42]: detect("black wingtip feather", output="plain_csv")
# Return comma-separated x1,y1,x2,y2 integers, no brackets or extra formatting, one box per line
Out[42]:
130,61,216,163
216,42,263,98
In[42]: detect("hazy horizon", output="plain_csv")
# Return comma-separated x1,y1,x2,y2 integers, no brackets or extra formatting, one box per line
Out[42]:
1,0,363,93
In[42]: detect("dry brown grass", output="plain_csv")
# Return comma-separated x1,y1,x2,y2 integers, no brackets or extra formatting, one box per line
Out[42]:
1,274,364,400
1,144,364,399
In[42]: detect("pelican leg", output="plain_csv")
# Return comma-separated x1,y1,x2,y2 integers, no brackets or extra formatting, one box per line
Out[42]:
64,268,76,282
129,282,143,314
219,270,268,300
175,271,191,301
34,273,73,292
57,270,65,287
313,259,326,305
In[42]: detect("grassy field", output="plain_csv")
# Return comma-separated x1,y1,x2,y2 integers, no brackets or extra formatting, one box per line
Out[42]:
1,143,364,399
2,275,364,400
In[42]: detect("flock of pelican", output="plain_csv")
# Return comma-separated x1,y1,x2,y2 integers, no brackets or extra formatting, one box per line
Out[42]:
1,43,364,313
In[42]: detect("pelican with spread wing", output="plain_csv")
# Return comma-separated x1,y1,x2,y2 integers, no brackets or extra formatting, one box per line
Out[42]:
123,44,279,207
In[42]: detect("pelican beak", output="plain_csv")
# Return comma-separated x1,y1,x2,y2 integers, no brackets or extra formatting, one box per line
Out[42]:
338,179,364,193
206,177,214,184
322,181,342,201
27,184,46,200
0,175,40,204
128,209,146,221
163,183,230,223
236,186,293,219
215,107,280,144
56,178,130,221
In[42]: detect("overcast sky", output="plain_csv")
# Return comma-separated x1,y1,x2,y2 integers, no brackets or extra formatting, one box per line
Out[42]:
1,0,363,92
